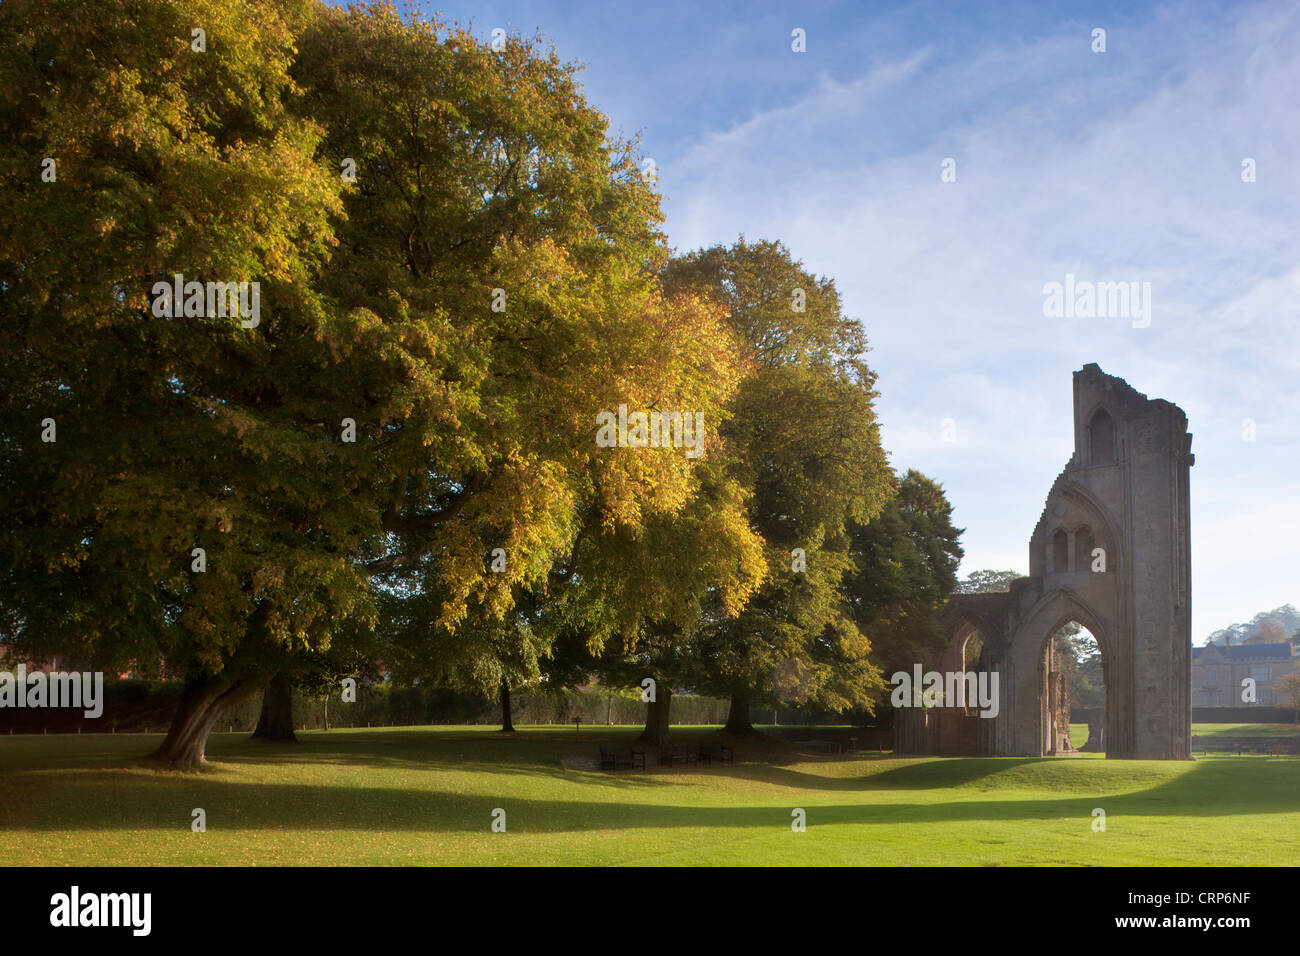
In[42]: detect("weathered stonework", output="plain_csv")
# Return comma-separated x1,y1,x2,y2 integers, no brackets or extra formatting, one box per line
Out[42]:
898,365,1193,759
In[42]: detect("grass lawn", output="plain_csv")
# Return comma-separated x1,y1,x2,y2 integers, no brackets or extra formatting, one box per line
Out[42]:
1191,723,1300,737
3,726,1299,866
1068,722,1299,750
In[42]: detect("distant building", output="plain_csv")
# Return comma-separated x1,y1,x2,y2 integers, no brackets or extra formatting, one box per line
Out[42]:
1192,642,1298,706
0,644,161,680
0,644,70,673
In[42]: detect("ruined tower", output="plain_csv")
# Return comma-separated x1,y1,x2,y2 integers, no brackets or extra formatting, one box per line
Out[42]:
901,365,1193,759
1019,364,1193,758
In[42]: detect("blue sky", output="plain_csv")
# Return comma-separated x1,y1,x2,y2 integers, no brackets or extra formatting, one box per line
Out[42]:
373,1,1300,640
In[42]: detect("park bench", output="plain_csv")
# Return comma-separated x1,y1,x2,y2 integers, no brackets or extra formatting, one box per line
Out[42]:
598,745,646,771
698,742,735,764
802,739,839,754
1191,735,1300,756
658,744,699,766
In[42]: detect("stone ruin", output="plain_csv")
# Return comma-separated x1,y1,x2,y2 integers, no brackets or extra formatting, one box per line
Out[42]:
895,364,1193,759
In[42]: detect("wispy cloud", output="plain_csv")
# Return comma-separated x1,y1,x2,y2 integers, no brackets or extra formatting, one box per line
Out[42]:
656,2,1300,635
407,0,1299,636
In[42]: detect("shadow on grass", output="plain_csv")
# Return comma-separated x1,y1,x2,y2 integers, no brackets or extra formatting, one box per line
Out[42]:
208,733,1110,795
0,728,750,791
3,744,1299,835
722,757,1047,792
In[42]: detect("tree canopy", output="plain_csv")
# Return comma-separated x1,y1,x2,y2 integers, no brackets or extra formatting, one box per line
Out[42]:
0,1,968,763
0,0,763,766
661,239,897,727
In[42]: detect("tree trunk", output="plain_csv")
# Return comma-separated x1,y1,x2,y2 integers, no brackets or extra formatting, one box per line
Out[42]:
499,679,515,732
638,685,672,747
152,675,262,771
723,694,754,734
252,672,297,741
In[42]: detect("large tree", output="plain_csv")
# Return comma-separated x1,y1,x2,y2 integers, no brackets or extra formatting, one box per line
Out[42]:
0,1,758,768
1275,672,1300,725
842,469,965,689
662,239,895,733
299,4,765,735
0,0,384,770
955,569,1022,594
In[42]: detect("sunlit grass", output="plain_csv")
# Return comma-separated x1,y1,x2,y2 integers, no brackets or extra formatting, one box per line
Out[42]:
3,726,1298,866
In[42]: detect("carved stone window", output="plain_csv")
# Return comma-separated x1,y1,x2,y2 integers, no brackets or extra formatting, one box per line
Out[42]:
1052,529,1069,572
1089,409,1115,464
1075,526,1095,571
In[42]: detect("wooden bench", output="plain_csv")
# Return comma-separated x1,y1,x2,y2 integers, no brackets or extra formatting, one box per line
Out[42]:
658,745,698,766
1192,735,1299,756
598,745,646,771
698,742,735,764
802,739,839,754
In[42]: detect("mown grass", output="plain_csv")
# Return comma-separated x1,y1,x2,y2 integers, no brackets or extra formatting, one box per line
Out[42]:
1191,722,1300,737
1068,722,1298,750
2,726,1298,866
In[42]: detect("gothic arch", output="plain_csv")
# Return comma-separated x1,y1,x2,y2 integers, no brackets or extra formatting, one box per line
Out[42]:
1007,587,1118,757
1016,587,1114,664
1042,479,1125,580
1086,406,1116,464
1058,481,1124,556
